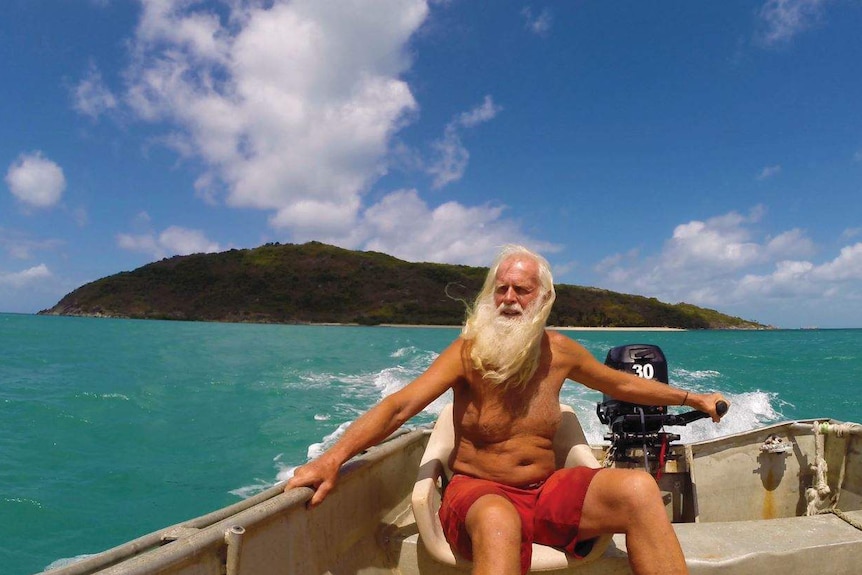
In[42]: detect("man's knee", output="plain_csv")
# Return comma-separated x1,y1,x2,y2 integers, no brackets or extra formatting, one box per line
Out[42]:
617,470,665,514
465,494,522,543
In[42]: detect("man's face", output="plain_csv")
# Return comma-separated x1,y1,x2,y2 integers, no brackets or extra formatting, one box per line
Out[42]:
492,257,541,317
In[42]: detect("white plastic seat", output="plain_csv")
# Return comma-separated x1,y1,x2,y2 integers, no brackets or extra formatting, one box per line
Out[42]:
411,403,612,571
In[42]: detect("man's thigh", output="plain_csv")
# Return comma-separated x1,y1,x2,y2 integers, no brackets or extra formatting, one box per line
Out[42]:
533,467,603,555
573,467,656,540
439,475,537,566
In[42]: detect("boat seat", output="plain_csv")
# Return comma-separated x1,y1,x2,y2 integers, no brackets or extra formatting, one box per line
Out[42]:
411,403,612,572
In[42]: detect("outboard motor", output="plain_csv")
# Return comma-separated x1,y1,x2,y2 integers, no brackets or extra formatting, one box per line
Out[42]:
597,343,728,471
597,343,669,434
597,343,677,470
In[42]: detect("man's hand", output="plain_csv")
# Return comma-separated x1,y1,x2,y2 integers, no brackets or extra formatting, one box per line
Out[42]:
690,392,729,422
284,455,342,507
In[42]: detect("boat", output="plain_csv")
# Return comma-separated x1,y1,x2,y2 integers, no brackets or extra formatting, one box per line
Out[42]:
44,345,862,575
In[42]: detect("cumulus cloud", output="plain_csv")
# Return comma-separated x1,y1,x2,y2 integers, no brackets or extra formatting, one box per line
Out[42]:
0,264,52,288
5,152,66,209
594,207,829,309
345,189,558,265
117,225,221,259
92,2,543,267
592,205,862,325
427,95,502,189
122,0,427,238
756,0,828,46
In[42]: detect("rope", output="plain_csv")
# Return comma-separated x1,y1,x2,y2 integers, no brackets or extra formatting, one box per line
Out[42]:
823,422,862,437
805,420,862,525
805,421,831,516
816,508,862,532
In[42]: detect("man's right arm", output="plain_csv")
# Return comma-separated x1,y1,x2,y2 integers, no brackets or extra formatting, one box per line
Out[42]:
284,338,466,506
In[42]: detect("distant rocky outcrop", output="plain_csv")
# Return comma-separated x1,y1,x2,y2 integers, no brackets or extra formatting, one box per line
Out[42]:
39,241,768,329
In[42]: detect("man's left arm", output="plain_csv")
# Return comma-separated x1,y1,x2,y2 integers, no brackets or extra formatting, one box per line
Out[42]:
557,335,727,422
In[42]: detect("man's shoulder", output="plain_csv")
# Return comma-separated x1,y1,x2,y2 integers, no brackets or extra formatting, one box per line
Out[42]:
545,329,577,347
439,336,470,365
545,329,589,359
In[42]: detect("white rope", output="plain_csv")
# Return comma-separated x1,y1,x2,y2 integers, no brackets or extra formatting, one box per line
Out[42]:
825,422,862,437
804,420,862,520
805,421,832,516
816,508,862,531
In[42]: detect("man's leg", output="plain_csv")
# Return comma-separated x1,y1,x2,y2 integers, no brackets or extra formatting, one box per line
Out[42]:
464,494,523,575
577,468,687,575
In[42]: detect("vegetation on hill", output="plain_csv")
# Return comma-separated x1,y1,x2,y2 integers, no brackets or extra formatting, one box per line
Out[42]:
39,242,768,329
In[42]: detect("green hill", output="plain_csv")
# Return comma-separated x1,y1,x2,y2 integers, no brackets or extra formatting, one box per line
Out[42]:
38,241,768,329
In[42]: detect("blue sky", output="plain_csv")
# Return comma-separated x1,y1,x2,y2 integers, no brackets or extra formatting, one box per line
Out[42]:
2,1,861,328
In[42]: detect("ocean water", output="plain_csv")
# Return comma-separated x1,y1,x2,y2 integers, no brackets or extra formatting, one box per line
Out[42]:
1,313,860,575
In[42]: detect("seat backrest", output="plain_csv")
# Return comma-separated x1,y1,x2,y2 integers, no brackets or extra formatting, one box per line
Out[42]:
421,403,601,480
412,403,609,570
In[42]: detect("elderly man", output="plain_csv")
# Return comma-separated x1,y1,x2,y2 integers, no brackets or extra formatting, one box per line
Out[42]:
287,245,727,575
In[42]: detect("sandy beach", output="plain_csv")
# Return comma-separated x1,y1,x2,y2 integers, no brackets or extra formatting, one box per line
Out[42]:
378,324,686,331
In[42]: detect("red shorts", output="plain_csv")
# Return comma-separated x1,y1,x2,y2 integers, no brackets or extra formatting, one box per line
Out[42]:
439,467,602,575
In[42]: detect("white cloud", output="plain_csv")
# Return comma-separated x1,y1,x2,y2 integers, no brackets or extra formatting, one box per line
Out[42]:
5,152,67,209
756,164,782,180
457,95,502,128
73,63,118,119
101,1,545,266
340,189,558,265
0,230,63,260
0,264,52,288
594,206,862,325
521,7,552,37
841,227,862,241
427,125,469,190
427,95,502,189
663,209,767,272
756,0,828,46
117,226,220,260
122,0,427,236
812,242,862,282
764,228,816,259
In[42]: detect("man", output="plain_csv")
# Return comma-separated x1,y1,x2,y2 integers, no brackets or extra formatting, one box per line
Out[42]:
287,244,727,575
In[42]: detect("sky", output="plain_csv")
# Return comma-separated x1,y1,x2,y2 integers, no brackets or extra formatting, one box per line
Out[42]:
2,0,862,328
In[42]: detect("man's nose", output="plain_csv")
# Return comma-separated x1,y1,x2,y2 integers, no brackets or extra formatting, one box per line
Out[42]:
502,286,517,302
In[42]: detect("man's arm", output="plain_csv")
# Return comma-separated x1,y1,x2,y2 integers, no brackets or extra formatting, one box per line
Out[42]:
556,334,727,421
285,339,466,506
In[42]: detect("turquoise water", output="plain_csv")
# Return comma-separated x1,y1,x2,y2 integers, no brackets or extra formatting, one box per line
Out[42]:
2,314,860,575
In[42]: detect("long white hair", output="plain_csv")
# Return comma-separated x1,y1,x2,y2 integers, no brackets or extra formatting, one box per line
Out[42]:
462,245,556,389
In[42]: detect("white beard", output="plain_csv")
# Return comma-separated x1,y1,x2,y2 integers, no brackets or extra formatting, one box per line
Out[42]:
466,298,546,388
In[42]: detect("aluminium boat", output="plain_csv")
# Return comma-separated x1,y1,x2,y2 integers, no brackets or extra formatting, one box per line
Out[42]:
44,345,862,575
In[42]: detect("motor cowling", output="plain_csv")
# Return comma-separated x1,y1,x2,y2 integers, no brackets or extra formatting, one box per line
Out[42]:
596,344,669,433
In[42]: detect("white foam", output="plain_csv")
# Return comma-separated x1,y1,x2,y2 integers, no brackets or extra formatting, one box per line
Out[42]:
373,366,412,397
42,554,96,572
229,479,274,499
677,390,784,443
560,383,785,445
307,421,352,460
268,347,786,500
672,368,721,382
390,346,416,358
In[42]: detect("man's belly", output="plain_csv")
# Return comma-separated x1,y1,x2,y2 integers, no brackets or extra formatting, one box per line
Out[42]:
450,438,556,487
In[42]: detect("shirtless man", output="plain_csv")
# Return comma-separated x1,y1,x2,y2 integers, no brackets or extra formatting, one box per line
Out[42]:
286,244,727,575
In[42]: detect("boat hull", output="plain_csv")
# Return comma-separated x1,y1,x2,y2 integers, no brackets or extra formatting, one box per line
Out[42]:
46,420,862,575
